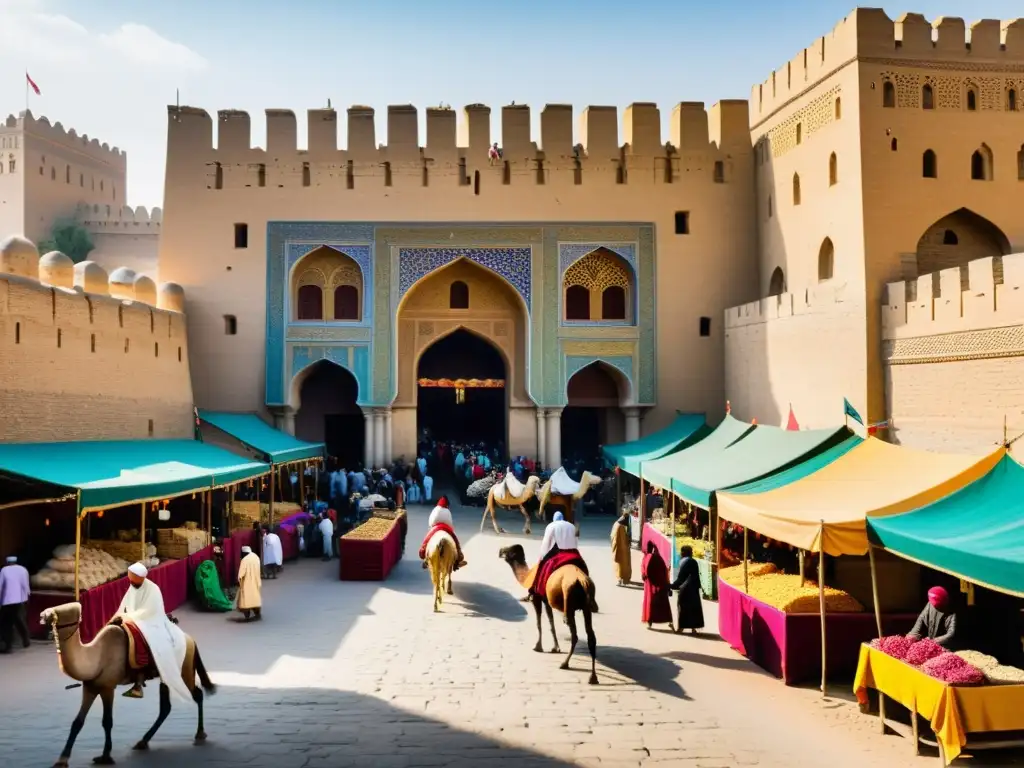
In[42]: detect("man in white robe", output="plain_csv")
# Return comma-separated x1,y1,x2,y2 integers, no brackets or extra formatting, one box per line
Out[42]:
422,473,434,503
113,563,192,704
262,526,284,579
318,514,335,560
540,511,578,559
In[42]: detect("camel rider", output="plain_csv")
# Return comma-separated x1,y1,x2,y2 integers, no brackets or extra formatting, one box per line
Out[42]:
519,512,580,602
111,563,192,704
419,496,467,570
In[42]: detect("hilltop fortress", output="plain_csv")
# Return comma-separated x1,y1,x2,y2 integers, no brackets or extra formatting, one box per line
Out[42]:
151,7,1024,464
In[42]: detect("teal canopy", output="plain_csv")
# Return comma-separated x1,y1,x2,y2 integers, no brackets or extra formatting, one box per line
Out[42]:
867,454,1024,597
641,414,754,492
670,425,853,508
199,410,323,464
0,440,270,511
602,413,710,477
726,434,863,495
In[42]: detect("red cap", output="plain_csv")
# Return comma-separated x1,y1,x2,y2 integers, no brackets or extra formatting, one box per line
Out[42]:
437,496,449,508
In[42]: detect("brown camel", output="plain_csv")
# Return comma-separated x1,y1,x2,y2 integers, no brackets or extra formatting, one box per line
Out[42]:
482,474,542,534
425,530,457,612
498,544,599,684
40,603,216,768
537,470,604,532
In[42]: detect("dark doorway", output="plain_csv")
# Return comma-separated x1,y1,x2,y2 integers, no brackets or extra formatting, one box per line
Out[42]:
417,329,506,448
295,361,365,467
562,362,622,472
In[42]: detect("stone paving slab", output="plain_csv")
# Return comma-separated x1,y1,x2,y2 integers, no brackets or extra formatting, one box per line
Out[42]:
1,497,1021,767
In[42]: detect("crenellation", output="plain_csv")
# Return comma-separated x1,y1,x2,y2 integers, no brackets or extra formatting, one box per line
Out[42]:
77,203,163,227
307,109,337,154
540,104,573,156
710,100,751,151
933,17,966,52
1005,20,1024,57
580,106,617,158
347,106,376,159
501,104,533,159
969,19,1003,55
725,281,851,330
895,13,931,53
623,103,660,156
386,105,420,160
266,109,297,154
462,104,491,163
6,111,127,170
672,103,709,151
217,110,252,153
425,108,457,157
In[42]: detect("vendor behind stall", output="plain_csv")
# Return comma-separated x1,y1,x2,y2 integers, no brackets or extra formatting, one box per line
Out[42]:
907,586,958,648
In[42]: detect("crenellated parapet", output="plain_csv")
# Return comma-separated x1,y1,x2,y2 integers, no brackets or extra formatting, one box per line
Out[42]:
883,253,1024,340
0,235,182,311
751,9,1024,122
4,110,128,170
167,100,751,188
77,204,163,233
725,280,855,330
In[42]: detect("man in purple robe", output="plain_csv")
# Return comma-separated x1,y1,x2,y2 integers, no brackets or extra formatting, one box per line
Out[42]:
0,555,31,654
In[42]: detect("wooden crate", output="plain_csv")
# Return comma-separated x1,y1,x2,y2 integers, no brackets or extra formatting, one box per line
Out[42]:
156,540,190,560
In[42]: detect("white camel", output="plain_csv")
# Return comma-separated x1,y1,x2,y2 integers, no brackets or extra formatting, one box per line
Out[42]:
537,468,605,533
481,472,542,534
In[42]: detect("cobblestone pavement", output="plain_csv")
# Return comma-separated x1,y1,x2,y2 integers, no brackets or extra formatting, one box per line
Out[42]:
1,498,1015,767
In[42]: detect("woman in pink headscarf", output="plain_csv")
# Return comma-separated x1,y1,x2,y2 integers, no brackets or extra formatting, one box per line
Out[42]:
907,585,958,648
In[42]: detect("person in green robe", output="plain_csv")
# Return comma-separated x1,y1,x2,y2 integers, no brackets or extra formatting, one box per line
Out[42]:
194,560,233,612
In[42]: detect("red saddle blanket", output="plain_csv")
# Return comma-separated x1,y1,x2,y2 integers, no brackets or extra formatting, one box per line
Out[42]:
418,523,460,560
530,549,588,598
123,620,151,670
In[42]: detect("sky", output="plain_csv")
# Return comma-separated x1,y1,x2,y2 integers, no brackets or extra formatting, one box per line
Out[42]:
1,0,1020,208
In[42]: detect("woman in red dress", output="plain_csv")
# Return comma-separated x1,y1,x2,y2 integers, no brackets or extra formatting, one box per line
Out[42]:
641,541,673,629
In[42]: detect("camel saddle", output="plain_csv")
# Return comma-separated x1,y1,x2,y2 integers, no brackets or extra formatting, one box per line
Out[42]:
549,467,581,496
492,470,525,503
526,550,589,597
109,614,178,674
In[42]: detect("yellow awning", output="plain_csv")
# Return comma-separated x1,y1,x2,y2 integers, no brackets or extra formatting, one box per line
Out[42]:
716,438,1005,556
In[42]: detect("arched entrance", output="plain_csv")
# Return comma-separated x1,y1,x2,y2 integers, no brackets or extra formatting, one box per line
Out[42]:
915,208,1010,287
293,361,365,467
416,329,507,448
562,362,626,470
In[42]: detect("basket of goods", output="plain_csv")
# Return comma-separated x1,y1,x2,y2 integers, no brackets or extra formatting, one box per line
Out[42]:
339,516,401,581
90,538,156,563
157,527,207,559
30,545,134,592
719,563,864,613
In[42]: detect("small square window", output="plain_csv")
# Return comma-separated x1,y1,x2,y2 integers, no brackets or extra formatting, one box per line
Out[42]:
224,315,238,335
699,317,711,337
674,211,690,235
234,223,248,249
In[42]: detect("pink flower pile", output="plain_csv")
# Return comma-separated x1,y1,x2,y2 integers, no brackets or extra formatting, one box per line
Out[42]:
870,635,914,660
922,653,985,685
904,638,945,666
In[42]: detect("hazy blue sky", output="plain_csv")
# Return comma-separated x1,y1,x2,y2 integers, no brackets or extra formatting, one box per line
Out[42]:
2,0,1020,207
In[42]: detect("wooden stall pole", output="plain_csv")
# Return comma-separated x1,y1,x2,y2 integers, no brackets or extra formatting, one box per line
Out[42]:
299,462,306,507
799,549,805,584
268,470,276,528
669,493,677,580
615,468,622,520
743,527,750,594
140,501,147,562
639,476,647,533
205,490,213,545
73,497,82,602
818,522,828,698
314,463,319,502
715,510,722,571
868,543,883,638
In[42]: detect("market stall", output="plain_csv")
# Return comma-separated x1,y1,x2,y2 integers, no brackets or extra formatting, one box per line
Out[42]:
714,438,1004,694
0,439,269,633
854,452,1024,762
199,410,324,525
339,509,406,581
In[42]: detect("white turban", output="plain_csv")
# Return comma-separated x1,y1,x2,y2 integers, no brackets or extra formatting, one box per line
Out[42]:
553,511,565,522
5,556,16,563
241,546,252,554
428,505,452,528
128,562,148,578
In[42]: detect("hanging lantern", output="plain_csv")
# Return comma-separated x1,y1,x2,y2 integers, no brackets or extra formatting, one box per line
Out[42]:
45,518,50,527
97,510,104,519
158,508,171,522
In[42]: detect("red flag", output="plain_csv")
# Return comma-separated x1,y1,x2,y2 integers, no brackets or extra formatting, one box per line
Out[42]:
785,404,800,431
867,419,890,436
26,72,40,96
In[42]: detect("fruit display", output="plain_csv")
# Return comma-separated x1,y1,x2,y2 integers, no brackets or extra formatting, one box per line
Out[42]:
342,517,396,541
720,562,865,613
922,652,986,685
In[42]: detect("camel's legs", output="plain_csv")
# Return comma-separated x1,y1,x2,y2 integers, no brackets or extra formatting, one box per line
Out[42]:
520,505,532,535
56,683,98,766
480,500,490,532
561,609,580,672
445,566,454,595
531,596,544,653
134,683,172,750
544,602,560,653
430,560,442,612
93,687,116,764
192,686,207,742
583,605,599,685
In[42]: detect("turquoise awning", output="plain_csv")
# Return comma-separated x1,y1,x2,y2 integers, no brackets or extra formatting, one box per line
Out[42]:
0,440,270,511
671,425,852,508
199,411,324,464
602,413,710,477
641,414,755,491
726,434,863,495
867,454,1024,597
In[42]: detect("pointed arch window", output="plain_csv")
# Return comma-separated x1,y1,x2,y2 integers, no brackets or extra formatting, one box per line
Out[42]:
828,153,838,186
818,238,835,282
601,286,626,320
882,81,896,108
922,150,937,179
922,84,934,110
768,267,785,297
792,173,801,205
565,285,590,320
971,145,993,181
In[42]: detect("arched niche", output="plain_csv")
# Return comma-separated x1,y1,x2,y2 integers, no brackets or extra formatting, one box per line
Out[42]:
290,245,364,322
562,248,634,322
915,208,1011,288
768,266,786,297
562,361,631,461
290,359,365,466
818,238,835,282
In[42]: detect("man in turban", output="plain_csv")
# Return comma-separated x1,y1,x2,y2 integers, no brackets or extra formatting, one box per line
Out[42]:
0,555,31,654
236,545,263,621
907,585,958,648
419,497,467,570
111,563,192,703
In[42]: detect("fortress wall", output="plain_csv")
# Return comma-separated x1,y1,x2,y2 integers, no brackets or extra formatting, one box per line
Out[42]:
160,100,758,431
78,205,162,280
724,281,866,430
882,252,1024,453
0,242,192,443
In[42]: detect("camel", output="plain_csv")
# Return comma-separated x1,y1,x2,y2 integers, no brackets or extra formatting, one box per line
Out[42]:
481,473,542,534
498,544,599,685
537,469,604,531
40,603,215,768
425,530,457,612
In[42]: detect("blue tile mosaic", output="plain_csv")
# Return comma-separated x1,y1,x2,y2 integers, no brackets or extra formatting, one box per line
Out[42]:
290,344,371,404
397,247,532,310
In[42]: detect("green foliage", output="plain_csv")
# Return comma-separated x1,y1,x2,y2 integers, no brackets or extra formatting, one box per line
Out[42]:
38,220,95,264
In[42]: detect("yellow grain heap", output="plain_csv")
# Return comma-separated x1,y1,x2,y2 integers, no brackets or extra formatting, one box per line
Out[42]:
342,517,396,541
720,563,864,614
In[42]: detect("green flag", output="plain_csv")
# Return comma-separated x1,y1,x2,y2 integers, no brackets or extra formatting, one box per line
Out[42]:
843,398,864,426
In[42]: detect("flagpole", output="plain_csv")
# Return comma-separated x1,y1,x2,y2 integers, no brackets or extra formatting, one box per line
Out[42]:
25,70,28,114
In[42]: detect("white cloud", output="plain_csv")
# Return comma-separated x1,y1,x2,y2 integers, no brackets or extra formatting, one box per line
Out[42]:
0,1,207,73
